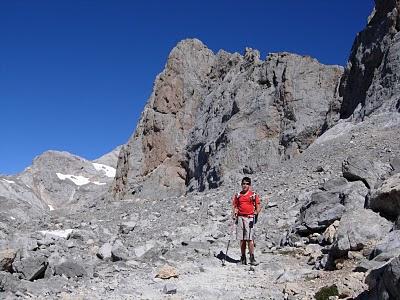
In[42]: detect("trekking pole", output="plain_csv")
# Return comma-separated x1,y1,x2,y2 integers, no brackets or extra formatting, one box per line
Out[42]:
222,215,236,266
251,193,258,248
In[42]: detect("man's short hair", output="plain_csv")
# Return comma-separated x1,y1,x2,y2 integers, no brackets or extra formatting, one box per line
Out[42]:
241,177,251,185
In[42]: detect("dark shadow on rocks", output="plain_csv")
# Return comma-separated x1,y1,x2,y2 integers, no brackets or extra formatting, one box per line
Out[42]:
215,251,239,264
354,290,369,300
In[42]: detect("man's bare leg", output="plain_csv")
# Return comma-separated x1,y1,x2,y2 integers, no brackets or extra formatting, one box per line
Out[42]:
248,240,258,265
240,241,247,264
248,240,254,255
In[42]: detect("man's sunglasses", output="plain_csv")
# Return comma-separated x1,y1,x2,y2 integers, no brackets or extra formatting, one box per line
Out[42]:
241,182,250,185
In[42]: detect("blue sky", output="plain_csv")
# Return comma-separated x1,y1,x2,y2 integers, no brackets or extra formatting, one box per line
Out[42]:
1,0,374,175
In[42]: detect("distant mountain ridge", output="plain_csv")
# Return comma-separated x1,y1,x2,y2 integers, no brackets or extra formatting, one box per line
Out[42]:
0,150,118,227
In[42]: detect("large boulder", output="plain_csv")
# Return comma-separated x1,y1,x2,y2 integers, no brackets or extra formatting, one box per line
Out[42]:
369,173,400,219
371,230,400,261
342,156,392,189
12,255,48,281
0,271,23,293
365,254,400,300
0,249,17,272
330,180,369,210
297,191,345,233
111,240,130,261
294,180,368,235
54,261,87,278
330,209,392,259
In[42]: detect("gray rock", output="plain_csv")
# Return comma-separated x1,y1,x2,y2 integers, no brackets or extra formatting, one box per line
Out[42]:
390,157,400,174
369,173,400,219
97,242,112,260
0,271,24,293
320,177,348,191
119,221,136,234
37,237,56,247
69,229,96,241
355,259,388,273
163,283,177,294
339,181,369,210
134,241,155,258
322,220,340,245
111,240,129,261
330,209,392,259
335,273,367,299
298,191,345,233
12,256,48,281
365,255,400,300
0,249,17,272
342,156,392,189
54,261,87,278
9,236,38,260
371,230,400,261
320,180,368,210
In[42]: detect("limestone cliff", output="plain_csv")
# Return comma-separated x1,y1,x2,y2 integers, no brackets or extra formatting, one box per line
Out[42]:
338,0,400,120
112,40,343,199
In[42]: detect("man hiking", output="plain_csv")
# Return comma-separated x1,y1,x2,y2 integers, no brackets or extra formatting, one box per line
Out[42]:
232,176,261,265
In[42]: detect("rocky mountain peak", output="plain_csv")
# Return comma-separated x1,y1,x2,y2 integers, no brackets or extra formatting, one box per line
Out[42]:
112,39,343,200
244,47,261,63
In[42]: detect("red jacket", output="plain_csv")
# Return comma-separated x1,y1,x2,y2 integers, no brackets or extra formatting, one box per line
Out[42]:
232,190,260,216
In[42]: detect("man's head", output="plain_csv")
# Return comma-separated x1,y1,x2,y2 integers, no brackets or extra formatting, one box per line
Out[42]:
241,177,251,192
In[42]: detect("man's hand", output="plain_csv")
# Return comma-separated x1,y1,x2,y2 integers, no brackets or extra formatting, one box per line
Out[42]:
232,209,238,219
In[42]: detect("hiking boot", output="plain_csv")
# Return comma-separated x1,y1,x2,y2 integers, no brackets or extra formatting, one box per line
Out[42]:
240,255,247,265
249,254,259,266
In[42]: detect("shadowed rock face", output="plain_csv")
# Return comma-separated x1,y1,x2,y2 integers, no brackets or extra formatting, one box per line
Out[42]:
338,0,400,120
112,40,343,200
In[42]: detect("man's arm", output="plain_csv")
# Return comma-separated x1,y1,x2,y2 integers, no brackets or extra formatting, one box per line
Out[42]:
232,194,238,218
255,194,262,215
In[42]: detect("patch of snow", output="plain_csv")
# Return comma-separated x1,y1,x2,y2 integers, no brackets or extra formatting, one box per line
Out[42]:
48,205,55,211
92,181,107,186
10,216,15,220
39,229,73,239
92,163,116,178
56,173,90,186
2,179,15,184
